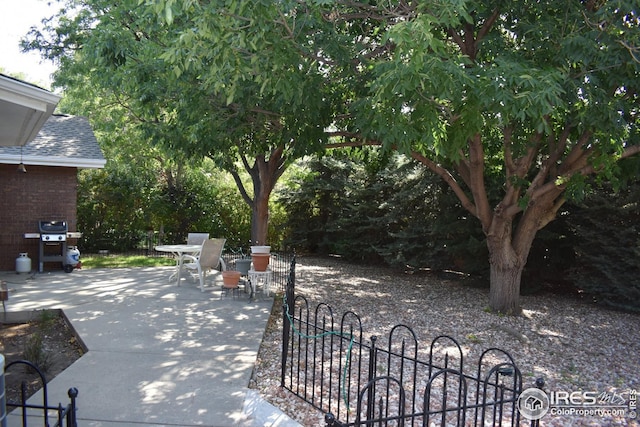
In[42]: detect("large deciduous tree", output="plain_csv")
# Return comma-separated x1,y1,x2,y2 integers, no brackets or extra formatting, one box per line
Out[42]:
151,2,340,245
353,0,640,314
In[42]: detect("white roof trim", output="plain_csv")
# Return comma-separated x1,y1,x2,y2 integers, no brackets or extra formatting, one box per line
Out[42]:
0,76,60,106
0,153,106,169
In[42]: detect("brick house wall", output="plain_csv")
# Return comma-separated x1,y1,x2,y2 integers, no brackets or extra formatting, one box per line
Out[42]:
0,164,79,271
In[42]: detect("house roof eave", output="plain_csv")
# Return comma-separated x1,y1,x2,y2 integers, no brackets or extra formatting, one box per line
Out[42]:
0,153,106,169
0,74,61,147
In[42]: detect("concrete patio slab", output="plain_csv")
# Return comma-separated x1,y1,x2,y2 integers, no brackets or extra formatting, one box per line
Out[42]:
1,267,301,426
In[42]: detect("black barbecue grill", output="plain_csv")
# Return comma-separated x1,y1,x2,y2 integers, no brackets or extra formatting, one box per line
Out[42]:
38,220,68,271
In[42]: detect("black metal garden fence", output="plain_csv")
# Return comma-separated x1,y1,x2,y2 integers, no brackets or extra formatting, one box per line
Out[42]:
3,359,78,427
280,258,537,426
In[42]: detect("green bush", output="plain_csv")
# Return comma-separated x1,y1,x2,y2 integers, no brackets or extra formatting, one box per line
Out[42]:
566,183,640,312
78,158,252,252
23,332,53,373
278,150,488,273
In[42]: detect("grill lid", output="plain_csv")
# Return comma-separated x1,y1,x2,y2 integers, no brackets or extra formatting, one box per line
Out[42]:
39,220,68,233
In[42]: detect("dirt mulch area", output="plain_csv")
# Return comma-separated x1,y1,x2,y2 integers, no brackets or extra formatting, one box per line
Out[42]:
251,255,640,426
1,309,85,405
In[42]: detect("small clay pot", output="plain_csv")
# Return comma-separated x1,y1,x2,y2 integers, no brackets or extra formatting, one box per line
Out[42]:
222,270,241,287
251,254,270,271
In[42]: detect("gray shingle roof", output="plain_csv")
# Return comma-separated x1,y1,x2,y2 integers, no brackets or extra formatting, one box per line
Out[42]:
0,114,106,168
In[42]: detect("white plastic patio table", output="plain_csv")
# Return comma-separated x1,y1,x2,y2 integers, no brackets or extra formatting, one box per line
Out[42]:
155,244,203,284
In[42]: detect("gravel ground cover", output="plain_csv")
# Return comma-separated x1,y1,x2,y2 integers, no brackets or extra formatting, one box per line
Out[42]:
250,256,640,426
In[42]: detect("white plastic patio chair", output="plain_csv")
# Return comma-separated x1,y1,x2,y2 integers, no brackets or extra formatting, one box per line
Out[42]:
182,238,227,292
186,232,209,245
183,232,209,260
173,233,211,278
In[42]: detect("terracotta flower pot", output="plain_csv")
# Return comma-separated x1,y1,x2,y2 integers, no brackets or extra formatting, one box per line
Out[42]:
251,254,270,271
222,270,241,287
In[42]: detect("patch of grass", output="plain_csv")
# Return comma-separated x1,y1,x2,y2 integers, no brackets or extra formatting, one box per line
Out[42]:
22,310,60,374
81,255,176,269
466,333,482,343
23,332,53,373
36,309,57,333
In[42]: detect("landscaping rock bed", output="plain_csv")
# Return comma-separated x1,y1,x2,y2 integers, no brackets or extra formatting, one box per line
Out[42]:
250,256,640,426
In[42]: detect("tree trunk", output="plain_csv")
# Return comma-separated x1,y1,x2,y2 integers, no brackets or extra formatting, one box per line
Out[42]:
485,208,541,315
251,194,270,245
488,260,523,315
245,148,286,246
484,211,525,315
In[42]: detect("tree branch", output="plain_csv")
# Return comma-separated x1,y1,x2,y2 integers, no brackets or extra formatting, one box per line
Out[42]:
409,150,477,215
558,130,593,175
502,126,522,208
503,126,516,176
267,145,287,182
467,133,493,227
475,8,500,50
449,7,499,60
229,164,253,207
523,143,640,208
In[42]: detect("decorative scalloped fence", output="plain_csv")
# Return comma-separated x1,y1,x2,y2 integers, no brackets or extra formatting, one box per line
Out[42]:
3,359,78,427
280,258,539,427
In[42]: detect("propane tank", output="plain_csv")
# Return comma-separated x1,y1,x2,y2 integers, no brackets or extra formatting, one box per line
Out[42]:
66,246,81,267
15,253,31,273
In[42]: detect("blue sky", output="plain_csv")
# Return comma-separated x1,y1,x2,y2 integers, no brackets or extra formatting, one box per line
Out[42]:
0,0,59,88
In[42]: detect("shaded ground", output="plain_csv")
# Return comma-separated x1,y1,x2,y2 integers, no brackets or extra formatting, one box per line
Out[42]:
0,309,84,404
252,256,640,426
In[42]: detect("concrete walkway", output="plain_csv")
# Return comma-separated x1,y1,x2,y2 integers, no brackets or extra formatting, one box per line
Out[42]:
1,267,301,427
